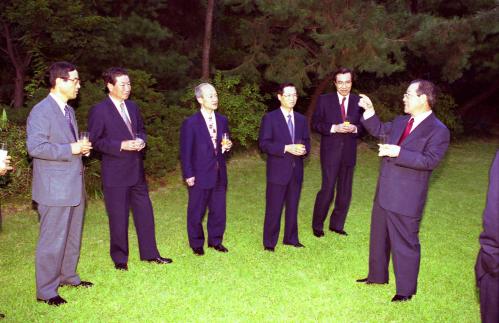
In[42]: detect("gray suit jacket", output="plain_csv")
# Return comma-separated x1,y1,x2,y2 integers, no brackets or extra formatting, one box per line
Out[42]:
362,113,450,218
27,95,84,206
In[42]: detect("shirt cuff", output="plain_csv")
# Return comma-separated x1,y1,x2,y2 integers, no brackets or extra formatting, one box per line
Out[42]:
363,109,375,120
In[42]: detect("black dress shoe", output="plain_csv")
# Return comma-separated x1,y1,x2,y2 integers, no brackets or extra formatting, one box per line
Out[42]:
114,263,128,271
264,246,275,252
391,294,413,302
330,228,348,236
356,277,388,285
208,244,229,252
192,247,204,256
284,242,305,248
37,295,67,306
145,256,173,264
60,280,94,288
313,230,325,237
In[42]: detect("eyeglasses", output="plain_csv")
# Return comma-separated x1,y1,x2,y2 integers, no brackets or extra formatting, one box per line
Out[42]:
335,81,352,86
403,92,419,98
62,77,81,84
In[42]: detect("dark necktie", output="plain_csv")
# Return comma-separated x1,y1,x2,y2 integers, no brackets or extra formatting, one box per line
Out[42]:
64,105,77,140
340,97,346,121
397,118,414,145
287,114,294,143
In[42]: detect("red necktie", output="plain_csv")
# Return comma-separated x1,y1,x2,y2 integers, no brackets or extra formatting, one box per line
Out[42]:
397,118,414,145
340,97,346,121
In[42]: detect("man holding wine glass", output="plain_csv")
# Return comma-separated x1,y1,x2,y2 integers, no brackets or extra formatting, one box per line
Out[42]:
88,67,172,271
311,67,364,238
27,61,93,306
259,83,310,252
356,79,450,302
180,83,232,256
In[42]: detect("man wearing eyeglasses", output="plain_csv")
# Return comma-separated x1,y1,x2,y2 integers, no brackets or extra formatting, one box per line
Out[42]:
259,83,311,252
356,79,450,302
27,61,93,306
88,67,173,270
311,67,364,238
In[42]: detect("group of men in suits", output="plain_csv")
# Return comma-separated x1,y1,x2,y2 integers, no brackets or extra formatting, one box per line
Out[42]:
28,62,495,316
27,63,173,306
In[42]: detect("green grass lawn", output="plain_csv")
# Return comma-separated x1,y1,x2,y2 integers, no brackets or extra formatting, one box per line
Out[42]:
0,138,497,322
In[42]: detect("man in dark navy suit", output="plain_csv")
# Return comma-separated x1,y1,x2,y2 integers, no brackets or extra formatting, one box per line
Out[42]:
475,150,499,323
311,67,364,237
180,83,232,256
88,67,172,270
259,83,311,252
356,79,450,302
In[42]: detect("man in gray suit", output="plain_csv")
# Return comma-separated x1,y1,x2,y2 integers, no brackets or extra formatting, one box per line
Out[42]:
356,80,450,302
27,61,93,306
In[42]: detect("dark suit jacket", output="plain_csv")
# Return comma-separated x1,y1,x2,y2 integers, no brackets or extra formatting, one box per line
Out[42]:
312,93,364,167
88,97,146,187
362,113,450,218
476,150,499,282
180,111,229,189
259,109,311,185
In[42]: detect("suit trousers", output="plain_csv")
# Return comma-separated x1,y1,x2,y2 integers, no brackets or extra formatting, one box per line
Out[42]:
35,203,84,299
312,164,354,231
186,176,227,248
479,272,499,323
103,180,160,264
263,175,302,248
367,200,421,296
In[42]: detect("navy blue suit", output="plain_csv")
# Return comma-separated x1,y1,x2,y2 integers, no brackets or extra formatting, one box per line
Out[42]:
259,109,311,248
180,111,229,248
362,112,450,296
312,93,364,232
88,97,160,264
475,151,499,323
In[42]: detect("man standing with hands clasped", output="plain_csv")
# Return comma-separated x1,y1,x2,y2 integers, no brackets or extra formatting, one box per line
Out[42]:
356,79,450,302
88,67,172,271
311,67,364,238
27,61,93,306
180,83,232,256
259,83,311,252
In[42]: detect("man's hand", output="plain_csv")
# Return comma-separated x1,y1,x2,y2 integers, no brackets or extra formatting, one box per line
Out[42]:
185,177,195,187
359,94,374,112
378,144,400,157
121,140,140,151
72,141,93,155
334,123,357,133
285,144,306,156
222,139,233,153
0,155,13,176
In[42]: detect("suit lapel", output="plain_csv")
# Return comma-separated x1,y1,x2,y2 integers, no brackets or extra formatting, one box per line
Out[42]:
277,110,293,144
105,97,134,139
126,100,137,134
402,113,435,145
46,95,75,142
330,95,342,121
196,112,216,150
393,115,411,144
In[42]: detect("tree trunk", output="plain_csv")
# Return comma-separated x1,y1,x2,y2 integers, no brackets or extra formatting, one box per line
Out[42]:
13,66,25,108
201,0,214,81
458,79,499,117
305,73,335,122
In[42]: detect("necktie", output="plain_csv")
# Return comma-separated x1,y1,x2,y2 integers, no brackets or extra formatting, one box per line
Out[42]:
340,97,346,121
119,102,134,136
287,114,294,143
397,118,414,145
208,115,217,150
64,105,77,140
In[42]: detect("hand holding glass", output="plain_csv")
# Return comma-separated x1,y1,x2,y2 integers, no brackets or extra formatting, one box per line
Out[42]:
0,143,7,168
221,133,232,152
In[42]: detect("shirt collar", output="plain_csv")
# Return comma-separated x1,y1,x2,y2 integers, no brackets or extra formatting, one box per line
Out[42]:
109,95,125,109
49,93,67,114
336,92,349,103
411,110,433,128
280,107,294,118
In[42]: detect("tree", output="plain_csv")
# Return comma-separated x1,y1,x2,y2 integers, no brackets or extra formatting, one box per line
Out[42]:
202,0,215,80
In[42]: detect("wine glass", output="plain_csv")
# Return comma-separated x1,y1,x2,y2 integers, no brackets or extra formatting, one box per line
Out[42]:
0,143,7,168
